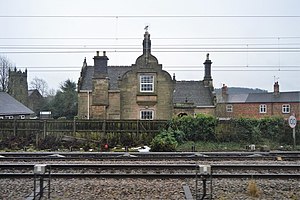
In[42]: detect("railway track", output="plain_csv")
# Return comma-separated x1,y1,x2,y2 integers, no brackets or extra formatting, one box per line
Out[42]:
1,163,299,179
1,151,300,161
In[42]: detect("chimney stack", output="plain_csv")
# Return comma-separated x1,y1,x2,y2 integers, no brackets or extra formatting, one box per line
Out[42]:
222,84,228,100
203,53,213,88
93,51,109,78
143,31,151,55
274,81,279,96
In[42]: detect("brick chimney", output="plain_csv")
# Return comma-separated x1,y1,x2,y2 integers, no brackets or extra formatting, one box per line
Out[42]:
221,84,228,101
93,51,109,78
273,81,279,96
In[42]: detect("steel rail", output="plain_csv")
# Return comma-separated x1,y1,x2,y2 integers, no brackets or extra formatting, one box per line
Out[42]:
1,151,300,156
0,163,300,169
0,173,299,179
1,151,299,160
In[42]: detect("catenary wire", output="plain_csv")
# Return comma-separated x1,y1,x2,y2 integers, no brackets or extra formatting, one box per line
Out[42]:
1,37,300,40
1,15,300,18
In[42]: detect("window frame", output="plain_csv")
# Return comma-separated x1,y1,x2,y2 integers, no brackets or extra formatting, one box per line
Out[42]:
140,75,154,93
226,104,233,112
5,116,14,119
282,104,290,114
140,110,154,120
259,104,267,113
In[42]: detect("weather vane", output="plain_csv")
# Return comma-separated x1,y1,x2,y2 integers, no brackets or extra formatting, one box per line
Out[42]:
144,25,149,32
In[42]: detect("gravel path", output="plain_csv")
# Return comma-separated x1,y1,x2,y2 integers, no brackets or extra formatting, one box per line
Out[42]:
0,177,299,199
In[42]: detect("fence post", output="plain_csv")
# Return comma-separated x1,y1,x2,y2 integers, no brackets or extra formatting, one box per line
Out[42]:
43,120,47,138
73,119,76,135
103,120,106,135
36,132,39,149
13,119,17,136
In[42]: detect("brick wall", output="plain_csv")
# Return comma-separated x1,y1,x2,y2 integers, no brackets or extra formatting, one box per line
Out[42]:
217,102,300,119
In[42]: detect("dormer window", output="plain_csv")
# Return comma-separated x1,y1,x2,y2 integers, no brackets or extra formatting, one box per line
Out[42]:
140,75,154,92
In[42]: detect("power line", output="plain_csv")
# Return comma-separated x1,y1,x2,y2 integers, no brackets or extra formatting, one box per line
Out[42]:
26,69,300,72
1,15,300,18
1,37,300,40
2,43,300,47
1,47,300,50
18,65,300,69
2,50,300,54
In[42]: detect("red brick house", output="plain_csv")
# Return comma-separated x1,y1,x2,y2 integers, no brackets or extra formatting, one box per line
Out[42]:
216,82,300,120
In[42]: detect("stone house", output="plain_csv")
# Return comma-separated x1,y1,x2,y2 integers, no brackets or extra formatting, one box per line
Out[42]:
28,89,44,115
77,31,216,120
216,82,300,120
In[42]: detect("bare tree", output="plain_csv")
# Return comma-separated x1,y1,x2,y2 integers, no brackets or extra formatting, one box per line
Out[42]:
30,77,49,97
0,55,13,92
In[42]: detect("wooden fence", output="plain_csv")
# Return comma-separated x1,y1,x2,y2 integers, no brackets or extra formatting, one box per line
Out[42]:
0,119,168,135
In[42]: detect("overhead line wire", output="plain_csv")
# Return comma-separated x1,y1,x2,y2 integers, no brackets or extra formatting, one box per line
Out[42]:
27,69,300,72
2,50,300,53
1,37,300,40
1,15,300,18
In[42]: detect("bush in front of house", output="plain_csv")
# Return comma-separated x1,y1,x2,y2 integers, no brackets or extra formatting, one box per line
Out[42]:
150,128,178,152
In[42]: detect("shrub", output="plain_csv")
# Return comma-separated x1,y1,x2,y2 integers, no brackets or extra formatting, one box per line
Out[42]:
167,114,218,142
150,129,178,152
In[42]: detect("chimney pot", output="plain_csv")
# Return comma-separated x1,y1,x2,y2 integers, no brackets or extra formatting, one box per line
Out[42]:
96,51,99,56
103,51,106,56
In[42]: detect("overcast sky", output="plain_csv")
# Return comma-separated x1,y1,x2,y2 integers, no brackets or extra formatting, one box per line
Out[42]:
0,0,300,92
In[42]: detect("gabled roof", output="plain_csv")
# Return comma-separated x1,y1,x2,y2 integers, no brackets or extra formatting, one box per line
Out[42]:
246,92,300,103
28,89,43,98
0,92,34,115
219,91,300,103
79,65,132,91
218,93,249,103
173,81,214,107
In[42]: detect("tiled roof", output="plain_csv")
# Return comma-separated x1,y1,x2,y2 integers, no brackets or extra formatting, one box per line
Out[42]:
246,92,300,103
173,81,214,107
0,92,34,115
220,91,300,103
218,94,249,103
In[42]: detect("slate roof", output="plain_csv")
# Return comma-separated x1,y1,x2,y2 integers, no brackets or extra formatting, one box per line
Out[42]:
219,91,300,103
173,81,214,107
246,92,300,103
79,65,132,91
79,66,215,107
0,92,34,115
218,93,249,103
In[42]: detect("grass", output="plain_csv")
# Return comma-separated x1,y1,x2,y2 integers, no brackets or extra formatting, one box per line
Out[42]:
247,179,260,198
176,141,246,152
176,140,300,152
